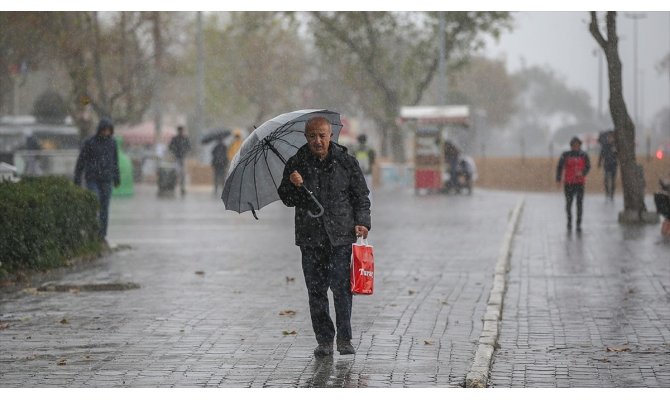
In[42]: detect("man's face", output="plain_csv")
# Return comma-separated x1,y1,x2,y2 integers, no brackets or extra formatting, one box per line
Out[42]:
100,128,112,138
571,142,581,151
305,122,332,160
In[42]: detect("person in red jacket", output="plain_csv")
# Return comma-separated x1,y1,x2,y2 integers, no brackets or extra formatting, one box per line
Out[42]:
556,136,591,232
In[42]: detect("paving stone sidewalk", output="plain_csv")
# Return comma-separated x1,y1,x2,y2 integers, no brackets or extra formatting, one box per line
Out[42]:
1,184,520,388
489,192,670,387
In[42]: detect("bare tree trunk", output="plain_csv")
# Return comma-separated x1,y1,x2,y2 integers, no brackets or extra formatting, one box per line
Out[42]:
57,12,94,140
152,11,164,149
590,11,651,222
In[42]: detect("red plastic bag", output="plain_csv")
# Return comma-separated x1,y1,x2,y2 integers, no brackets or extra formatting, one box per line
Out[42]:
351,237,374,295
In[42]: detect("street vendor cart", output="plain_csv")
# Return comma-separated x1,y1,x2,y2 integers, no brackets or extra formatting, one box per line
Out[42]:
398,105,471,194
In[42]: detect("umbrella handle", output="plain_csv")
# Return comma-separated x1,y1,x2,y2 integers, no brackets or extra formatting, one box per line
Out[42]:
302,186,324,218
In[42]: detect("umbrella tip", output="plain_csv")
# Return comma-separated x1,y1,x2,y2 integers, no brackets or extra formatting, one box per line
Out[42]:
248,202,259,220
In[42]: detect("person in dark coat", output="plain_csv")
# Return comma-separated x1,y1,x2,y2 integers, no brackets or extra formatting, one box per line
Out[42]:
443,140,460,192
278,116,371,357
169,126,191,195
556,136,591,232
74,117,120,240
598,130,618,200
211,137,228,196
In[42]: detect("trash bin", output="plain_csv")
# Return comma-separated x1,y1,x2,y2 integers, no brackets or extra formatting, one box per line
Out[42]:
112,136,134,197
157,160,177,196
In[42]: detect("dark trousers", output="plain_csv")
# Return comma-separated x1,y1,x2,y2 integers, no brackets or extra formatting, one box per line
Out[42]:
213,166,226,196
604,167,616,199
300,242,353,344
176,158,186,194
564,183,584,227
86,180,112,239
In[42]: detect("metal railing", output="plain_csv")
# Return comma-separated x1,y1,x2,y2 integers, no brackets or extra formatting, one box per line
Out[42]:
13,150,79,178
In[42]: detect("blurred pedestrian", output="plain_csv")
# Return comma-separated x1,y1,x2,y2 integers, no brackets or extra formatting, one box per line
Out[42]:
278,116,371,357
211,137,228,196
23,134,42,176
598,130,618,200
74,117,120,241
227,129,243,161
353,134,376,189
169,126,191,196
556,136,591,232
443,140,460,192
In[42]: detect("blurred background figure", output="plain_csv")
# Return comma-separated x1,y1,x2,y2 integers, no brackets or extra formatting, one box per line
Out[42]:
227,129,243,163
598,130,618,201
353,134,375,194
211,136,228,197
168,126,191,196
73,117,120,241
23,133,42,176
556,136,591,232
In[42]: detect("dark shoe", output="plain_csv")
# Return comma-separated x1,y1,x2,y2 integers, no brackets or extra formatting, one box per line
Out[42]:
567,222,572,231
576,225,582,233
313,342,333,357
336,339,355,355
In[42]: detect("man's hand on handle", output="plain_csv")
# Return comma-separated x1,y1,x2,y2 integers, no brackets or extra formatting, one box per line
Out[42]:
290,171,303,187
355,225,368,239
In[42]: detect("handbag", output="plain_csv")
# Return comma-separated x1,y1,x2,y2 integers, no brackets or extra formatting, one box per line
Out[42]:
351,237,374,295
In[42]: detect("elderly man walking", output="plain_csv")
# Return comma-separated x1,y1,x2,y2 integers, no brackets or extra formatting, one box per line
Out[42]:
278,116,371,357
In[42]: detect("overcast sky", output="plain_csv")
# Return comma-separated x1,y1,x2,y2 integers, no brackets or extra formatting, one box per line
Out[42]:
482,11,670,131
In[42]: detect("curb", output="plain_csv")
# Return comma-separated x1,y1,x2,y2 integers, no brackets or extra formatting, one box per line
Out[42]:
465,197,525,388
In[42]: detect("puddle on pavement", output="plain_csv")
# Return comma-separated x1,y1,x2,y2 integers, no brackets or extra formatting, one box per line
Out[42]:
36,282,140,292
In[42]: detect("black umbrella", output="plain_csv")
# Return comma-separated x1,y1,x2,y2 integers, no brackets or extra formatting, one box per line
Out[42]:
221,109,342,220
201,129,231,144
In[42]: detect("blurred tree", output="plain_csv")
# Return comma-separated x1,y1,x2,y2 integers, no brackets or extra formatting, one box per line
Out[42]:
201,12,309,129
0,12,54,115
449,56,517,129
307,11,512,161
11,11,178,138
515,66,593,122
32,90,68,124
511,65,596,148
590,11,648,221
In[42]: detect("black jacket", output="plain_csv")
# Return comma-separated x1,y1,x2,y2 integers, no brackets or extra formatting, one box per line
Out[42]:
169,134,191,160
211,142,228,169
278,142,371,247
74,118,120,186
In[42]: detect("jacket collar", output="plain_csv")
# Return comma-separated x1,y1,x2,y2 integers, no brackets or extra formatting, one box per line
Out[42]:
298,141,348,163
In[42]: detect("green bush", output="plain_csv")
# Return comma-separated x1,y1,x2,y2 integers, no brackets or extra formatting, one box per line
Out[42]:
0,176,103,279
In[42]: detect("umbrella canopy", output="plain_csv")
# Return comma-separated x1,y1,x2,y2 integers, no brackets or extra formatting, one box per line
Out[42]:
201,129,231,144
221,109,342,218
117,121,176,145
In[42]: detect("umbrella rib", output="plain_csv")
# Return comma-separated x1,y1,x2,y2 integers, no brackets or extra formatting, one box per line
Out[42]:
252,148,262,211
236,156,246,213
268,120,299,140
261,145,281,192
273,137,302,152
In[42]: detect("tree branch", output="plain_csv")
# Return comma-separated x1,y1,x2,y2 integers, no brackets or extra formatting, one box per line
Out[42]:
589,11,607,50
311,12,395,103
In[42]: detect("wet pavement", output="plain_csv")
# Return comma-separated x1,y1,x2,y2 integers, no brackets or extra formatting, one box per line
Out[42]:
1,183,668,388
0,184,519,387
489,192,670,388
